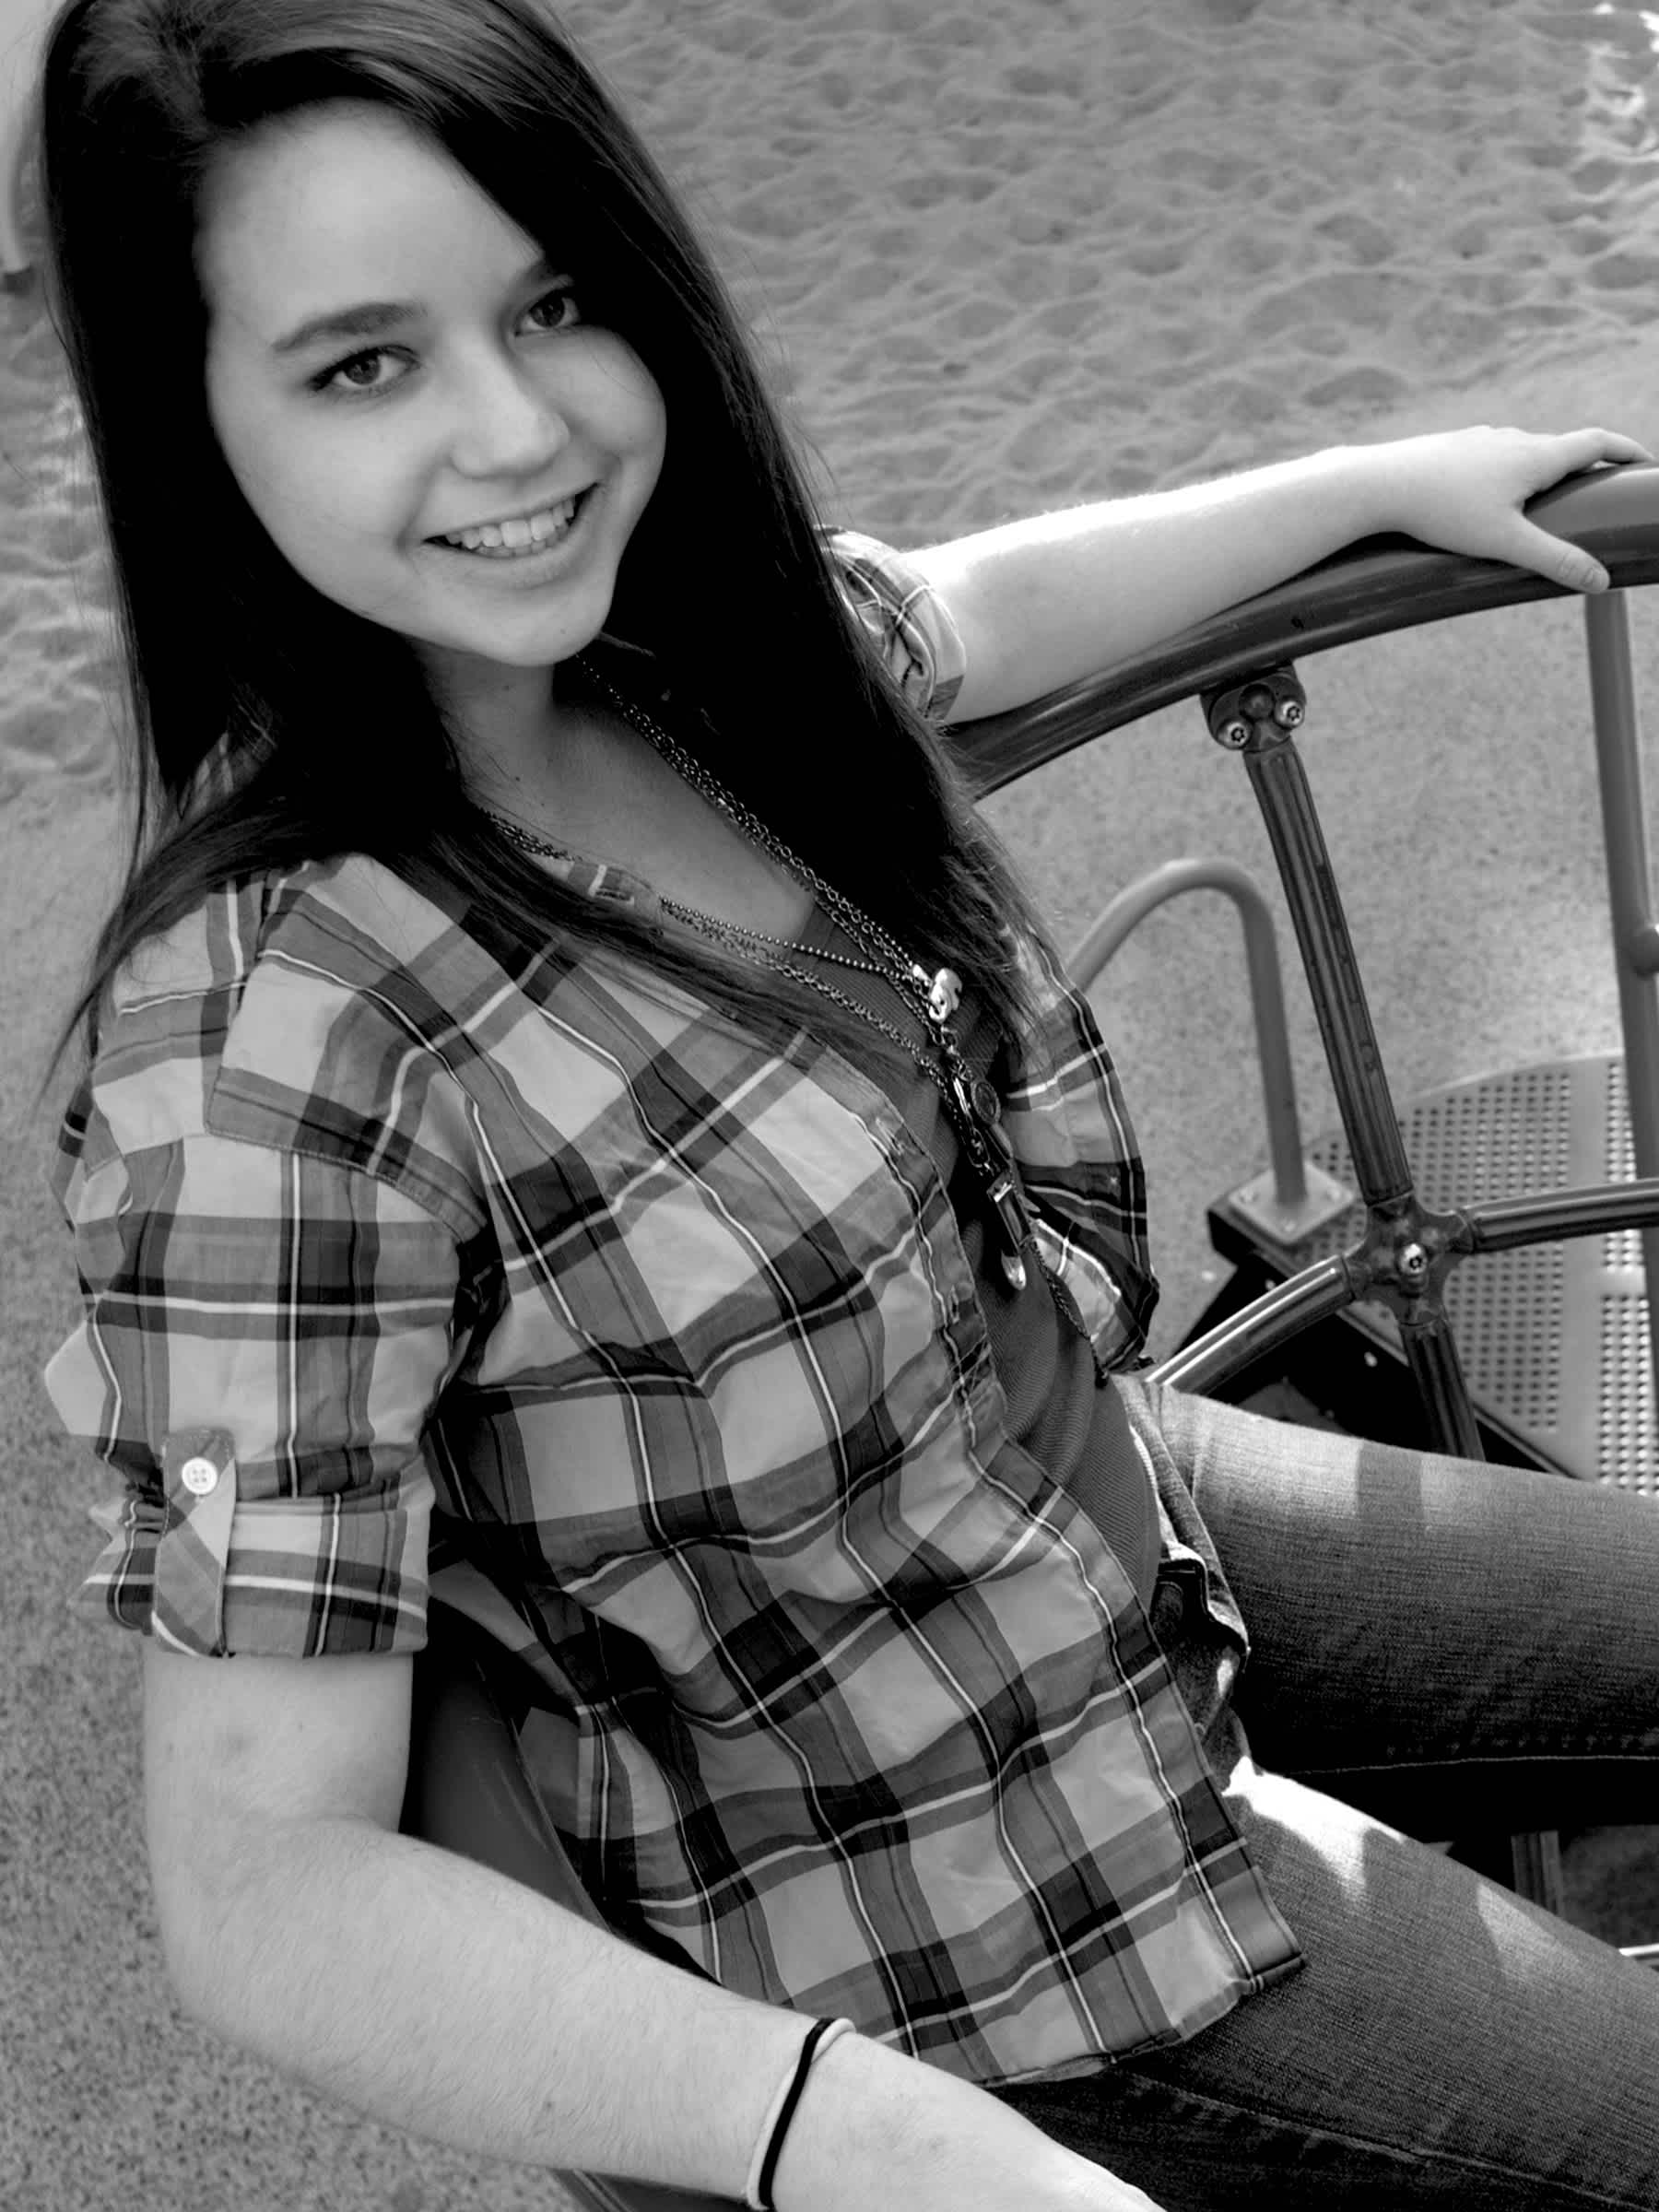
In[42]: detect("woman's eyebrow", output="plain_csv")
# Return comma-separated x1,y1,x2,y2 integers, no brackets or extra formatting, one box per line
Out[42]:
269,251,562,357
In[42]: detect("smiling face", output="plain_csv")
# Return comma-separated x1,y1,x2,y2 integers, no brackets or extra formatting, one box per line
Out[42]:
196,100,667,761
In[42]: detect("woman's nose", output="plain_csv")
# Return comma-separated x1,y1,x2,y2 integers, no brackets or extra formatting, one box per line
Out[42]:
446,351,574,477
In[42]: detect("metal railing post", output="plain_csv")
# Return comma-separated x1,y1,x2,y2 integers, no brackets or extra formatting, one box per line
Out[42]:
1204,662,1550,1904
1583,590,1659,1423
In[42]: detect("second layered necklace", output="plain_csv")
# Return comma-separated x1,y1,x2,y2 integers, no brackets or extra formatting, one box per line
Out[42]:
487,661,1041,1291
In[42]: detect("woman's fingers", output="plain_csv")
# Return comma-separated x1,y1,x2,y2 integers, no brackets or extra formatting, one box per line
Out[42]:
1517,525,1610,592
1479,424,1654,488
1562,427,1654,465
1357,423,1652,586
1536,429,1655,591
1476,428,1653,592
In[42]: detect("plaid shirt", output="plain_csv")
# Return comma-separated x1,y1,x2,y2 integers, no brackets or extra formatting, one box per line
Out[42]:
45,531,1301,2088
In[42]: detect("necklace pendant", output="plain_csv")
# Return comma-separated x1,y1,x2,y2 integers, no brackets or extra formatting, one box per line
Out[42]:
985,1166,1035,1292
926,966,963,1024
951,1068,1009,1152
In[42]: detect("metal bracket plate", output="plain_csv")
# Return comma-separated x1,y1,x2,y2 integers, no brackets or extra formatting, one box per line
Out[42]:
1222,1159,1356,1252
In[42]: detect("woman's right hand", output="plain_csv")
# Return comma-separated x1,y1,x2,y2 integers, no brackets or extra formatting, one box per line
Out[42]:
773,2029,1169,2211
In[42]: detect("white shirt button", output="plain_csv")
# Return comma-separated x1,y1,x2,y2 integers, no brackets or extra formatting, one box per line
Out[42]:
180,1456,219,1497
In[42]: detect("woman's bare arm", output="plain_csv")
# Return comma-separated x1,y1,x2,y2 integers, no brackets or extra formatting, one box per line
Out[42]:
912,426,1650,722
143,1643,1163,2209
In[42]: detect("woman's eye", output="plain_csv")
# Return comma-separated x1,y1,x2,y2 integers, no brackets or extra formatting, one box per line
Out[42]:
324,351,394,394
526,285,582,333
310,285,582,397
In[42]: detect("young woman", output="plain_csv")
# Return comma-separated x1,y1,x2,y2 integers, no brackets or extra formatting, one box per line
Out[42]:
32,1,1659,2205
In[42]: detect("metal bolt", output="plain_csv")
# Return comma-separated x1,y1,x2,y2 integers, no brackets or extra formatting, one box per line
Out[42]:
1218,718,1250,749
1274,699,1305,729
1398,1241,1429,1280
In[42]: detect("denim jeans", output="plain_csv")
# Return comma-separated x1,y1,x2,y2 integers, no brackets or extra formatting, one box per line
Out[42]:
992,1375,1659,2208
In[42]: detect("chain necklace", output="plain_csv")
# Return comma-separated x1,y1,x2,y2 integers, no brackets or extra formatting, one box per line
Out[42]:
486,658,1039,1290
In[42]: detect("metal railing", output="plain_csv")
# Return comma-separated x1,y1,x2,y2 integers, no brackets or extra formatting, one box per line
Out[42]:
956,460,1659,1428
953,456,1659,1912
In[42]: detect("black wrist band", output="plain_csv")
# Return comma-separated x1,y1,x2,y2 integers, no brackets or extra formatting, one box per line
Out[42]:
753,2016,840,2209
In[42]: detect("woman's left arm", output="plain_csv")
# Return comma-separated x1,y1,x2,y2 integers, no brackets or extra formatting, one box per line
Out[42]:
909,426,1654,724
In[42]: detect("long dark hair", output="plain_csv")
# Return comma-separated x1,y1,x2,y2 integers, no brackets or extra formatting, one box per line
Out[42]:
32,0,1047,1111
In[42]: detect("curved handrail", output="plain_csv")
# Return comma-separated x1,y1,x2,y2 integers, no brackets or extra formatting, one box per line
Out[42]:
950,460,1659,794
1147,1253,1359,1396
1149,1177,1659,1398
1065,857,1309,1215
947,454,1659,1424
1107,465,1659,1912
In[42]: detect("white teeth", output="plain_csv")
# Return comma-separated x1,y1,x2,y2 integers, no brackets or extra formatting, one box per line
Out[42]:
443,496,580,552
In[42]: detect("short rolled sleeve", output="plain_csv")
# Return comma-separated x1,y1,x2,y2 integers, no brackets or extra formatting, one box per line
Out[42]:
827,528,968,724
45,1130,464,1658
